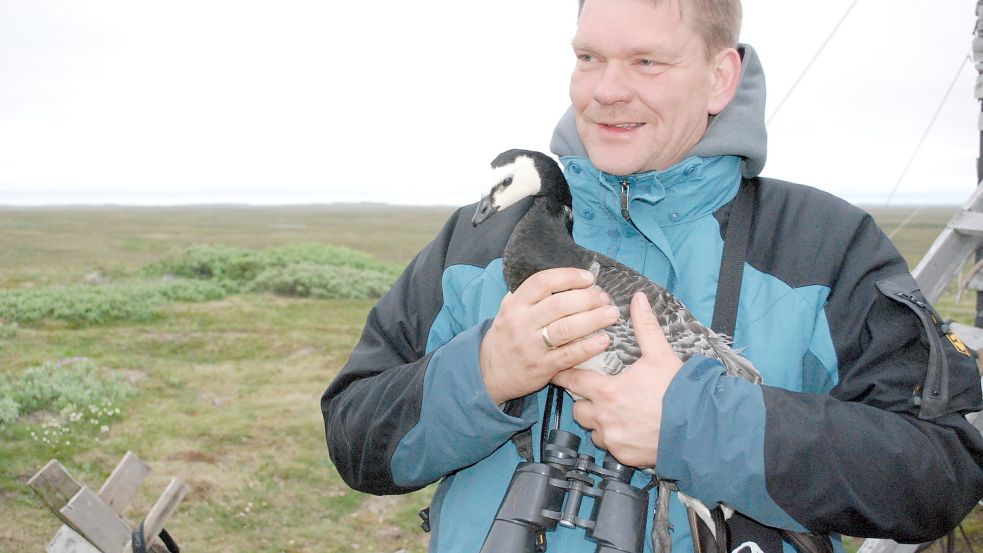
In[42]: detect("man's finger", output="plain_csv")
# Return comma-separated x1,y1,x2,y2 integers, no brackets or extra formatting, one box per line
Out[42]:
631,291,673,358
512,267,595,304
539,305,618,348
550,367,605,400
534,287,612,329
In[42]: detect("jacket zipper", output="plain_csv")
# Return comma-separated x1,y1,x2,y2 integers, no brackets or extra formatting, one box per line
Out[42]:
894,291,947,415
897,292,971,355
620,178,632,223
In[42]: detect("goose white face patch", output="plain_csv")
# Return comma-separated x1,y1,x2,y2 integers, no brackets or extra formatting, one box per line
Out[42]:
486,155,541,211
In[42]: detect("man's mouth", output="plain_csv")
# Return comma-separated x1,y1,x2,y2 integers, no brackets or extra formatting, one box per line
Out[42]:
601,122,645,129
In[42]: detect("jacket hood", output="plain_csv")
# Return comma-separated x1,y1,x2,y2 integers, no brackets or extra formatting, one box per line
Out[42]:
549,44,768,178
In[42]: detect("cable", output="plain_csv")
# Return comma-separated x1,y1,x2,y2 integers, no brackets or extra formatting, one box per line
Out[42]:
766,0,861,125
883,54,972,207
886,205,924,240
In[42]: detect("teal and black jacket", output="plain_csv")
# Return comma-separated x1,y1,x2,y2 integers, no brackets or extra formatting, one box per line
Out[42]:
321,46,983,552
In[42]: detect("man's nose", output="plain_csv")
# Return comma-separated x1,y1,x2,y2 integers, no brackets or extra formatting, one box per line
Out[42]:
592,63,633,105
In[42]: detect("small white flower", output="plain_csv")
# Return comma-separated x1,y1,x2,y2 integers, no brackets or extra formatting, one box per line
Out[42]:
100,425,109,433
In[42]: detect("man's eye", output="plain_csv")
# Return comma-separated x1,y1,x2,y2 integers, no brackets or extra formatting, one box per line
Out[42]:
577,54,594,63
637,59,669,73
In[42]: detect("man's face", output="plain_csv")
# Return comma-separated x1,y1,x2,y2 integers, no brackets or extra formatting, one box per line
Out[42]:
571,0,726,176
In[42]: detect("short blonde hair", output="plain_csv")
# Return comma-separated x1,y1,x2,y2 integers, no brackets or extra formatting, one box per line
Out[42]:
577,0,742,58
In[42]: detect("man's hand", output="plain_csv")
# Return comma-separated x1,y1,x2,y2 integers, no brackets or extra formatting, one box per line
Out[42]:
550,292,683,468
480,267,620,405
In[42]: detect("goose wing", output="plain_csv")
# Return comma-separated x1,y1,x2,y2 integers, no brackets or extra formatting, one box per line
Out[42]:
584,254,761,383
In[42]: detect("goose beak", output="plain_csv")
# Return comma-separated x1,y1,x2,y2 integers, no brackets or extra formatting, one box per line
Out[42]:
471,196,498,227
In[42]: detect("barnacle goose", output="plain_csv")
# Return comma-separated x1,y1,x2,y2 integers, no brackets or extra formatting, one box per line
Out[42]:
470,149,765,552
471,149,761,382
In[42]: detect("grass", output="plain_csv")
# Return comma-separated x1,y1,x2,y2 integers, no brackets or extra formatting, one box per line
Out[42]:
0,203,979,552
0,205,451,553
0,204,451,289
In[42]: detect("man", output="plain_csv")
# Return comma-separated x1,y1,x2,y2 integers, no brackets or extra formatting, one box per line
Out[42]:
322,0,983,551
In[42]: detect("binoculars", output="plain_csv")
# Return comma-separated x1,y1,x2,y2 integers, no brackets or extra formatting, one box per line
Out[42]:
480,430,648,553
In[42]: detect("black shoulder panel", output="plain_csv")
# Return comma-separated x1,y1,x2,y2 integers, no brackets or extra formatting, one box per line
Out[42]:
715,177,906,291
745,179,983,538
321,197,530,494
445,198,533,269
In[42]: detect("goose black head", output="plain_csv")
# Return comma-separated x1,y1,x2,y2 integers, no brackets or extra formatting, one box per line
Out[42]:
471,149,572,227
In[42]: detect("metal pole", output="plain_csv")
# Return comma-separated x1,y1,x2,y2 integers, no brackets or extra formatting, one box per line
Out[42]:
973,0,983,327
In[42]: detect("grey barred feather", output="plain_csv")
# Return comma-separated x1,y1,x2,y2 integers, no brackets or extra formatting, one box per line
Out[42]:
581,257,761,385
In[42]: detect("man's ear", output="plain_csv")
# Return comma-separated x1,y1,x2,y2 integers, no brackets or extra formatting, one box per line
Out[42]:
707,47,742,115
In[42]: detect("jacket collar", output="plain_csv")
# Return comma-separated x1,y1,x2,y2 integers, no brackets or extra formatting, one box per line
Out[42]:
560,154,742,227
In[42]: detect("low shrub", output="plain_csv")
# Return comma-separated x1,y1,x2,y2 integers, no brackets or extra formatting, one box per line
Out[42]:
0,358,133,427
145,243,401,285
0,396,18,426
0,279,234,326
0,321,17,339
0,284,166,326
263,243,400,277
248,263,396,300
0,243,401,326
153,278,231,302
144,244,264,283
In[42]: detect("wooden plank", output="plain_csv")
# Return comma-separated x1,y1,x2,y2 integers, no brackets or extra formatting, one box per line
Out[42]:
967,270,983,292
857,539,920,553
119,478,189,553
61,486,131,553
913,227,978,303
968,376,983,436
28,460,83,515
950,323,983,352
95,453,169,553
47,525,102,553
912,183,983,302
97,451,151,516
948,211,983,236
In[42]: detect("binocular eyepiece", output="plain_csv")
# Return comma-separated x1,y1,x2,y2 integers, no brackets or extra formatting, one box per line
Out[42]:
479,430,648,553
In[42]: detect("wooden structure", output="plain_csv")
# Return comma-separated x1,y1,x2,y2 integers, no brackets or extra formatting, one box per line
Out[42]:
28,451,188,553
858,190,983,553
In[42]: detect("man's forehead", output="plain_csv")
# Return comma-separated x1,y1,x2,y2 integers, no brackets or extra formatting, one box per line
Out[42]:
579,0,685,16
573,0,692,57
578,0,686,22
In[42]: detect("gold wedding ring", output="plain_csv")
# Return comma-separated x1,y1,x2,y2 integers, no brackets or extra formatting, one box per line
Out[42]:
541,326,558,349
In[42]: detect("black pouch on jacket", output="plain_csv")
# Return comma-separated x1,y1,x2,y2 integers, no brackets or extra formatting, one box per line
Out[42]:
875,273,983,419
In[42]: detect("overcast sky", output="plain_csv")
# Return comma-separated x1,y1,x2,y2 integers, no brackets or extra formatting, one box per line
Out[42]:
0,0,978,206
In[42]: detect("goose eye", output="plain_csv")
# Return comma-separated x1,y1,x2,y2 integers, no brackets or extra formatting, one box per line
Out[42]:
502,176,513,187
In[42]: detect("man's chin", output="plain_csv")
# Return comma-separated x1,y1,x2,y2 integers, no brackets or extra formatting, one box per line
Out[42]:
585,150,648,177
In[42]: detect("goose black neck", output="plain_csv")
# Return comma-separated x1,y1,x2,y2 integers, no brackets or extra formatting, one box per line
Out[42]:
502,196,589,292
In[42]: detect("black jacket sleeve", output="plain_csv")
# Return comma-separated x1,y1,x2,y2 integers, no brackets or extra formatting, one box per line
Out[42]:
321,208,460,495
756,185,983,542
321,201,529,495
